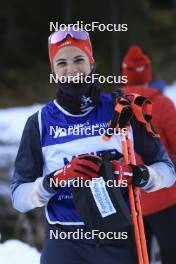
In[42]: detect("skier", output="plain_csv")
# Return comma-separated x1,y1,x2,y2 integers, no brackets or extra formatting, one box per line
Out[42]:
122,45,176,264
11,28,175,264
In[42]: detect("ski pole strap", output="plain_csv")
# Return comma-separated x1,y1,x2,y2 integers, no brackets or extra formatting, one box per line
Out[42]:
103,97,133,141
125,93,160,138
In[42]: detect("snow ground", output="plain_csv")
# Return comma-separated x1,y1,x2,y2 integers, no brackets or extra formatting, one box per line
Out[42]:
0,240,40,264
0,104,43,172
0,104,43,145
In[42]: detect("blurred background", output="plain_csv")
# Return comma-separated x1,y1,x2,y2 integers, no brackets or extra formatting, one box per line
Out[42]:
0,0,176,263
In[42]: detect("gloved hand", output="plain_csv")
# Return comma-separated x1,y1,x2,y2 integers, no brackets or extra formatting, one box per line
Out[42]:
112,160,149,188
44,154,102,191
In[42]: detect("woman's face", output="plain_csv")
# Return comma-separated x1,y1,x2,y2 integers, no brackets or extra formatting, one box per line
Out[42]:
53,46,92,78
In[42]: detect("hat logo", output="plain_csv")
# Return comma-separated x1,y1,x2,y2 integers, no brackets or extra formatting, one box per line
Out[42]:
60,41,72,47
136,66,145,72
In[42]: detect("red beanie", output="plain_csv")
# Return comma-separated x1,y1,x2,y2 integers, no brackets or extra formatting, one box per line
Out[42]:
122,46,152,85
49,35,95,66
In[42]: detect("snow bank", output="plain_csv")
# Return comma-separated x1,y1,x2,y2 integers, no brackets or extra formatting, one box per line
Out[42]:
0,240,40,264
0,104,43,171
0,104,43,145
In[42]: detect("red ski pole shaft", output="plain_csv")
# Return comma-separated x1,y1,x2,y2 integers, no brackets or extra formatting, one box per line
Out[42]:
122,136,144,264
125,128,149,264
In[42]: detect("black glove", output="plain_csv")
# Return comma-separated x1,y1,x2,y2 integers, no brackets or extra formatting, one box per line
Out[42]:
112,160,150,188
130,164,150,187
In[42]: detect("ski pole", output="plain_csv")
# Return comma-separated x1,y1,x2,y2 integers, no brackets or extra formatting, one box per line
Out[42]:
102,96,149,264
122,126,149,264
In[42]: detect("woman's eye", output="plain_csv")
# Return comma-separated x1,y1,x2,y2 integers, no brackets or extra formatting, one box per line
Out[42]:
57,62,66,67
75,58,84,63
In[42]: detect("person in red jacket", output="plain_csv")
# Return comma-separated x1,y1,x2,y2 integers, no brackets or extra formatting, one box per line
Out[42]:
121,45,176,264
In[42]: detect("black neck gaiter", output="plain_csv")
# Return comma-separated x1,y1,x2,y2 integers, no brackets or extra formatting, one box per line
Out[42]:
56,67,100,115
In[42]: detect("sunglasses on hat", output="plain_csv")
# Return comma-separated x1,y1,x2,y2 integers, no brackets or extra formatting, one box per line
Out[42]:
48,27,90,45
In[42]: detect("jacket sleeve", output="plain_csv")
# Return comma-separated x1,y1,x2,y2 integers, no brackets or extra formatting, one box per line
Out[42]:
11,112,56,213
160,97,176,156
131,117,176,192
